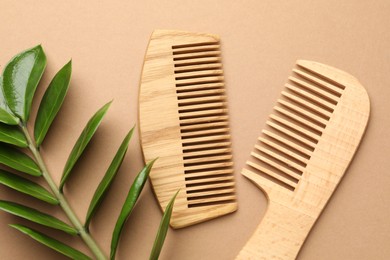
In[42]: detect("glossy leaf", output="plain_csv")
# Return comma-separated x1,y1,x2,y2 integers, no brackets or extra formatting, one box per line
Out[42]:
0,145,41,176
149,190,179,260
10,224,90,260
34,60,72,147
0,76,19,125
60,101,111,191
2,45,47,122
0,123,28,147
85,127,135,228
110,159,157,260
0,170,58,205
0,200,77,235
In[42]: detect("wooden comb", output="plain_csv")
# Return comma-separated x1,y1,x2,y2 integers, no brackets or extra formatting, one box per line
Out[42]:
138,30,237,228
236,60,370,259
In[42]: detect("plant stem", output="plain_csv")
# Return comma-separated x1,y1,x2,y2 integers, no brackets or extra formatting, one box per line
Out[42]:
20,124,107,260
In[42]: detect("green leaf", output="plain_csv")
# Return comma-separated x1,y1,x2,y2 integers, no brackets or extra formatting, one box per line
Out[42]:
0,123,28,147
85,127,135,228
0,200,77,235
2,45,47,122
0,76,19,125
0,145,41,176
10,224,90,260
149,190,179,260
0,170,58,204
110,159,157,260
60,101,111,191
34,60,72,147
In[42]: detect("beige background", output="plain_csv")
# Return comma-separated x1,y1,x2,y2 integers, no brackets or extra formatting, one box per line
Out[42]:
0,1,389,259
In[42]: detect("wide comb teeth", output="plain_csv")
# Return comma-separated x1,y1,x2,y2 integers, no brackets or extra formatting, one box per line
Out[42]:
244,61,346,191
237,61,369,260
172,41,236,208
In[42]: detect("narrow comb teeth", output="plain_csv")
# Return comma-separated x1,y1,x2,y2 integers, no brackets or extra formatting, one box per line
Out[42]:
247,160,298,189
180,115,229,125
266,120,317,149
288,76,339,104
178,101,226,112
177,89,225,99
178,95,226,106
186,179,235,208
269,114,320,141
187,187,235,198
181,128,230,138
179,108,227,118
184,154,233,165
175,69,223,80
182,134,231,145
284,83,336,111
277,99,328,126
186,175,234,185
281,91,332,119
175,76,224,87
296,62,347,90
242,168,289,192
172,44,220,54
293,69,344,96
262,130,313,157
180,121,229,131
183,141,231,152
174,57,222,67
274,105,324,133
184,161,233,172
184,168,233,178
174,63,222,73
187,195,236,207
173,41,235,207
186,182,234,192
258,137,309,165
250,152,301,180
243,62,345,192
176,82,225,93
172,41,219,48
173,50,221,61
254,144,305,172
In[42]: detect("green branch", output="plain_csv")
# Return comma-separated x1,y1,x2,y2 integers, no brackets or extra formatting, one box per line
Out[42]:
20,124,107,260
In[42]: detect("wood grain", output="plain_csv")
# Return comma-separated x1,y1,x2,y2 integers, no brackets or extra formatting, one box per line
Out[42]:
236,60,370,259
138,30,237,228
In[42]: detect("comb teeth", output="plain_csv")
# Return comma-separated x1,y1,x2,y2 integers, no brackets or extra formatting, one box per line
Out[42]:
140,31,239,228
245,63,345,191
172,41,236,208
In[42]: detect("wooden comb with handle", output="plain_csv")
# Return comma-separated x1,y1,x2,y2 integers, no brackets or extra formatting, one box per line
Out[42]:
237,60,370,259
139,30,237,228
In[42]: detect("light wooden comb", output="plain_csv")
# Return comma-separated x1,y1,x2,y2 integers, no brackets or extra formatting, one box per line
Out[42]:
237,60,370,259
138,30,237,228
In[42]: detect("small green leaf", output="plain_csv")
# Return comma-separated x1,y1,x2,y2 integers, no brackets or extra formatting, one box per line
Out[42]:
2,45,47,122
85,127,134,228
10,224,90,260
0,123,28,147
149,190,179,260
0,108,19,125
0,145,41,176
0,170,58,204
0,76,19,125
0,200,77,235
110,159,157,260
60,101,111,191
34,60,72,147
